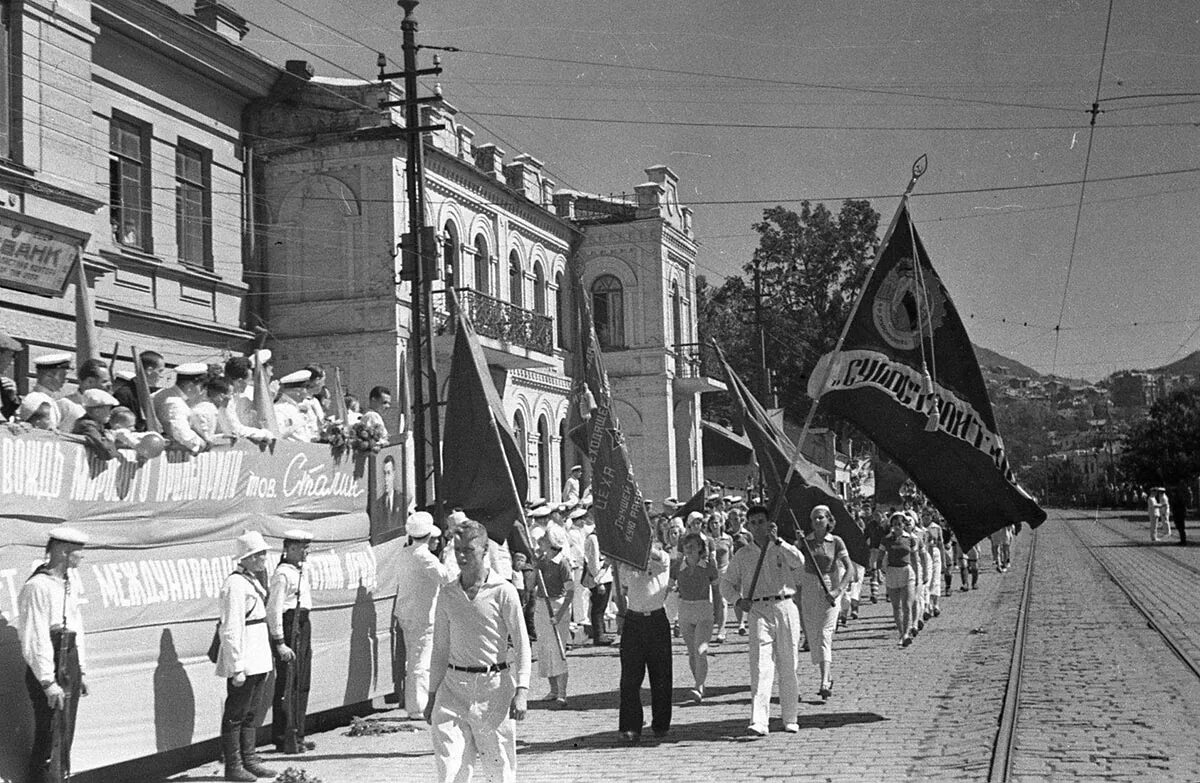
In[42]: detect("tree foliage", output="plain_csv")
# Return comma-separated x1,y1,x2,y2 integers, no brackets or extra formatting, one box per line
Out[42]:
699,200,880,424
1120,386,1200,486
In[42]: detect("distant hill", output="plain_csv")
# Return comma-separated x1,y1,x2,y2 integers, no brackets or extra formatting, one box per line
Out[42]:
972,344,1043,379
1149,350,1200,376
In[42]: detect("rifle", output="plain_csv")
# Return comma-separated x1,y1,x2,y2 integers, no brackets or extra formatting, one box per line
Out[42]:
47,573,71,783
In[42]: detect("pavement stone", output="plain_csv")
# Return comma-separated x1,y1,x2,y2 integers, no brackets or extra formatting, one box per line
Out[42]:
154,510,1200,782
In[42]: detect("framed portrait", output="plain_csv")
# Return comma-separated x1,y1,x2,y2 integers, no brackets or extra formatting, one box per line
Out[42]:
368,443,407,545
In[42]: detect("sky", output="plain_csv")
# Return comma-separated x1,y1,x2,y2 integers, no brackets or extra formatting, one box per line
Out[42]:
175,0,1200,381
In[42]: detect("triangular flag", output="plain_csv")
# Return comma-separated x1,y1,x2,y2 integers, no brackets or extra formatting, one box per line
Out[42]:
73,251,99,366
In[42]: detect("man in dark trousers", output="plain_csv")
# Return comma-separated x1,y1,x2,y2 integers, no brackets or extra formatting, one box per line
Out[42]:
614,541,672,743
268,529,315,753
1168,481,1190,547
18,526,90,783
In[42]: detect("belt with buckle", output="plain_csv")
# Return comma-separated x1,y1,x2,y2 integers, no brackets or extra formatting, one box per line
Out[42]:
624,607,665,618
448,662,509,674
752,592,794,602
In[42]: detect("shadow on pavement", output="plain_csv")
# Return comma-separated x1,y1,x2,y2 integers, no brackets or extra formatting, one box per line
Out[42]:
530,684,747,713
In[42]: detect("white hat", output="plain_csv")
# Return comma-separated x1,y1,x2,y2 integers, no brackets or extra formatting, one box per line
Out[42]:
48,526,88,546
406,511,441,538
283,529,314,543
570,464,582,472
174,363,208,378
568,507,589,520
114,370,136,381
279,369,312,386
687,511,705,523
82,388,119,407
728,495,743,504
34,353,72,369
251,349,273,367
529,505,552,518
235,530,270,560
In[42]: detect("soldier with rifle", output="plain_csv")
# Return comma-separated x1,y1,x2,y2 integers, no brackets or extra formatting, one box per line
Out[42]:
268,529,315,754
18,526,90,783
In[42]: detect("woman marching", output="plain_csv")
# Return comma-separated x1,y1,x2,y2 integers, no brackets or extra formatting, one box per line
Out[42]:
797,506,853,700
670,531,719,701
879,511,920,647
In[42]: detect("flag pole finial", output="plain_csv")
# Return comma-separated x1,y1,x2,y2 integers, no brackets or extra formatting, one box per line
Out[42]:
904,154,928,197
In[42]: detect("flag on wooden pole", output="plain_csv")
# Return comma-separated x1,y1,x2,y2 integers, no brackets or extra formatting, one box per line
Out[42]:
130,345,161,433
252,350,278,435
441,292,534,559
73,251,99,366
712,342,870,566
331,367,349,423
567,276,654,570
807,201,1045,550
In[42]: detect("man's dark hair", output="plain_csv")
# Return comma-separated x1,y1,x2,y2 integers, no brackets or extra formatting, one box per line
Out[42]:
746,504,770,520
224,356,252,381
78,358,108,382
383,454,396,467
369,386,391,402
305,364,325,382
139,350,164,368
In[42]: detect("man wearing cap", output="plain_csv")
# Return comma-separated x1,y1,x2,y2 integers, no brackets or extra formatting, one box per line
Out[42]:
215,531,278,782
581,509,614,645
527,503,552,547
394,511,452,720
274,369,318,442
426,518,530,783
268,530,315,755
152,363,209,454
20,353,72,430
562,465,583,505
722,504,805,736
58,358,113,434
0,329,24,421
71,388,121,461
18,526,89,783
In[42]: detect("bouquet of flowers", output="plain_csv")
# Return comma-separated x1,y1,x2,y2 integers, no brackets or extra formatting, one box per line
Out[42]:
321,418,351,453
350,416,387,454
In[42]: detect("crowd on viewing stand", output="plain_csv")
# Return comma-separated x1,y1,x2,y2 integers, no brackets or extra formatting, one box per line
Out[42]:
0,329,395,461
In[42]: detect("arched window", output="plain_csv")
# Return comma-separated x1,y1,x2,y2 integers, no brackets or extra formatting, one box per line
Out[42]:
591,274,624,349
509,251,523,307
533,261,546,315
513,411,527,474
442,221,458,291
555,271,567,348
473,234,490,295
537,415,552,501
671,281,683,352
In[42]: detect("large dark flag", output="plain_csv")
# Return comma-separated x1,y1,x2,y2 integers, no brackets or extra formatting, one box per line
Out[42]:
568,279,654,570
441,299,534,559
808,202,1045,551
713,343,870,567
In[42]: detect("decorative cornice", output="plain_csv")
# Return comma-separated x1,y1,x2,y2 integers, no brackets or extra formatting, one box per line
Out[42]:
510,368,571,394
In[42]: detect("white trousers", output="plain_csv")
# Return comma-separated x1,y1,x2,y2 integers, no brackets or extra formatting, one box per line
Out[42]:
748,599,800,731
430,669,517,783
398,618,434,717
534,597,570,678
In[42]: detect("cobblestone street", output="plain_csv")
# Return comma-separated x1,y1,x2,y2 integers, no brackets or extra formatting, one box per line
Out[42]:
160,510,1200,783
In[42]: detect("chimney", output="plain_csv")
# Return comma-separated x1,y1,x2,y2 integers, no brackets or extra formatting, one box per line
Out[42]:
504,154,544,201
194,0,248,43
473,143,505,181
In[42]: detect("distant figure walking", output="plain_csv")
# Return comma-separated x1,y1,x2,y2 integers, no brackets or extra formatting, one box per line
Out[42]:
1148,487,1172,542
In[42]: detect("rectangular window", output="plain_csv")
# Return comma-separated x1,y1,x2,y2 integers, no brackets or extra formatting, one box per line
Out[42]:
175,143,211,268
109,116,151,251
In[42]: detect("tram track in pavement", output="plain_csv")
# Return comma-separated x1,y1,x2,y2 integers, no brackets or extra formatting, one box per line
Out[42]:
1089,512,1200,580
986,526,1038,783
1066,513,1200,682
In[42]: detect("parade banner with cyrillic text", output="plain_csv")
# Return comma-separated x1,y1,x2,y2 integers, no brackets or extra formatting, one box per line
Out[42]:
0,430,403,782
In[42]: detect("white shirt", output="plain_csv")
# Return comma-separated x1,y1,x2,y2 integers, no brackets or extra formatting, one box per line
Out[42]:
584,531,612,586
274,396,318,442
152,385,206,453
58,393,86,433
617,548,671,612
393,539,451,626
18,568,86,684
562,475,580,504
266,560,313,640
722,538,805,601
190,400,222,445
429,569,531,692
225,391,274,442
216,568,272,678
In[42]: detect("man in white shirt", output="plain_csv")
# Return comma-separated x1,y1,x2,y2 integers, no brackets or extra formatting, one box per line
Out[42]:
152,363,209,454
267,529,315,755
562,465,583,505
394,512,452,720
58,358,112,433
360,385,392,443
583,515,614,646
222,356,274,443
22,353,72,430
426,518,530,783
615,543,672,742
722,504,806,736
274,370,318,442
18,526,89,783
190,376,234,448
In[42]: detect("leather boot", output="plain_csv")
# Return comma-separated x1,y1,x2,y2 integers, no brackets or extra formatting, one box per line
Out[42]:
240,727,278,778
221,730,255,782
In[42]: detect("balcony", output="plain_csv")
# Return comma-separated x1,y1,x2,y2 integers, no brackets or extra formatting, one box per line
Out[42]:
434,288,557,369
673,346,725,395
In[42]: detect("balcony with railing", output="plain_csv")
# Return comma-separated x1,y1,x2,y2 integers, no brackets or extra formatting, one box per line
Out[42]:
672,344,725,395
434,288,557,369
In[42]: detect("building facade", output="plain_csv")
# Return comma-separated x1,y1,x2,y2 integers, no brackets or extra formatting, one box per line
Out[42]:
0,0,278,382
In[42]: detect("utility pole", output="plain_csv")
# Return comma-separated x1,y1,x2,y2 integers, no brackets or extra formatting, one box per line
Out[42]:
378,0,445,518
750,256,776,409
